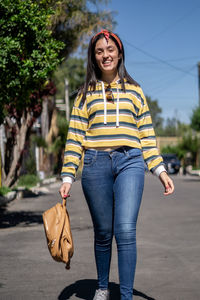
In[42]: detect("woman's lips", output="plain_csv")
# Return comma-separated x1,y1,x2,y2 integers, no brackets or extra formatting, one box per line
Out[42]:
103,60,112,66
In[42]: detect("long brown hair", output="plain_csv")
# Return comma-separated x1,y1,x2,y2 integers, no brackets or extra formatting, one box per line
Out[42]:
81,31,139,103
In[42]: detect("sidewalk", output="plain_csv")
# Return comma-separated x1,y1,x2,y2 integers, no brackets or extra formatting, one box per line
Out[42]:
0,177,57,207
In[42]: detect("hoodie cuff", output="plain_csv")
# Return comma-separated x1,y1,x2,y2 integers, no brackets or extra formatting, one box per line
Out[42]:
153,165,167,177
62,176,74,184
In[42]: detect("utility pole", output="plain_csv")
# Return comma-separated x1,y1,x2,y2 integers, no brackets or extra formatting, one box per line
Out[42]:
65,78,70,121
198,62,200,107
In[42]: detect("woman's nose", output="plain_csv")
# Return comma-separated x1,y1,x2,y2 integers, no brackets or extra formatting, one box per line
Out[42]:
103,50,109,58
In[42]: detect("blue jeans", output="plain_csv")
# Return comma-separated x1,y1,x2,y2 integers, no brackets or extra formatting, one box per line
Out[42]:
81,147,145,300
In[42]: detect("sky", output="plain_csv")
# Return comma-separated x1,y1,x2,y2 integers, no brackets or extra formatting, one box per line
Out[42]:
100,0,200,124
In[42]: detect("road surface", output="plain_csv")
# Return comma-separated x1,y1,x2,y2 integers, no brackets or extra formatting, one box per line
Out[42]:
0,174,200,300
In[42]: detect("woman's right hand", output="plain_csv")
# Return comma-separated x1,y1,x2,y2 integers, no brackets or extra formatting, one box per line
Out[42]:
59,182,72,199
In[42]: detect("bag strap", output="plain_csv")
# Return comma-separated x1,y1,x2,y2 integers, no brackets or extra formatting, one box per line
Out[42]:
61,197,71,270
62,194,70,207
62,198,67,207
54,198,67,252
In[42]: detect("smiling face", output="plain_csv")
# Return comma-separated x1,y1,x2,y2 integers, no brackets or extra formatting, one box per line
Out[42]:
94,37,121,78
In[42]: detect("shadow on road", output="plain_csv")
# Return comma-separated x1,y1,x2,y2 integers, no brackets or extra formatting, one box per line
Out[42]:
58,279,156,300
0,208,43,228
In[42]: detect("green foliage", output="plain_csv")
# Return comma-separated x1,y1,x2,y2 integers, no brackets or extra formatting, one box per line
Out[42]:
53,57,86,104
31,135,47,148
146,95,163,134
38,0,115,59
158,116,190,137
17,174,40,188
162,117,177,137
180,133,200,157
176,121,191,136
191,107,200,131
24,155,37,176
49,112,68,154
45,112,69,174
162,131,200,167
0,0,64,123
161,145,186,160
56,112,69,144
0,0,114,122
0,186,12,196
180,133,200,167
24,139,37,175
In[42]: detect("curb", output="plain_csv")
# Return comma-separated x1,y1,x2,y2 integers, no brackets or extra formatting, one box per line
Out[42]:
0,177,58,207
0,191,17,207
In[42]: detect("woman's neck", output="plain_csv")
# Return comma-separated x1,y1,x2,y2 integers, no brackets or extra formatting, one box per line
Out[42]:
101,71,119,84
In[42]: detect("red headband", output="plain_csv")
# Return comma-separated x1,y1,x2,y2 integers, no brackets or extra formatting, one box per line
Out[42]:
92,29,122,50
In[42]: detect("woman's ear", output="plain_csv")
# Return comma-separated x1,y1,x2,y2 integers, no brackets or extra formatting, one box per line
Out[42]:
118,53,122,60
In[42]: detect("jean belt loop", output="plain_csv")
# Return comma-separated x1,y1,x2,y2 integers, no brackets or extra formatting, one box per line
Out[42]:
124,146,129,156
109,148,115,158
94,149,98,159
122,146,126,154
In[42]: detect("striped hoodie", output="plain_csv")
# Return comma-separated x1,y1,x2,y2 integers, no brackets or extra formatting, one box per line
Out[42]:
61,79,164,181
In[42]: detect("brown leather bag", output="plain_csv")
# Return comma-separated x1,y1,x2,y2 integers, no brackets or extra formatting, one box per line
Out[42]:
42,198,74,269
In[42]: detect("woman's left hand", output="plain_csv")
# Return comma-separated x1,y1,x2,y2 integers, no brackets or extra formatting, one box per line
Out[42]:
159,171,174,196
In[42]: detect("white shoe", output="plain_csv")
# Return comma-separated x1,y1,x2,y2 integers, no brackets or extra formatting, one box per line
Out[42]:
93,289,110,300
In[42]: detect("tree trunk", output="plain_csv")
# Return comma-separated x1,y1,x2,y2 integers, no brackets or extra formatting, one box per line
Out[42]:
4,111,32,187
196,149,200,168
41,97,49,139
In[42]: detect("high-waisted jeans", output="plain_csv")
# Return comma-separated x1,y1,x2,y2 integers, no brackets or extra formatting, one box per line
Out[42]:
81,147,145,300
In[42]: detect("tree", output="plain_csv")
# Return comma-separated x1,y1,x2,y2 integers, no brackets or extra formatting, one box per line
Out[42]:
53,57,86,106
190,107,200,167
48,111,69,174
162,117,177,136
180,133,200,167
191,107,200,132
0,0,64,122
39,0,115,60
176,121,190,136
161,130,200,168
0,0,64,186
146,95,163,134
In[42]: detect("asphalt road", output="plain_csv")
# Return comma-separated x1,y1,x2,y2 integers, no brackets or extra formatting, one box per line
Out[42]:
0,174,200,300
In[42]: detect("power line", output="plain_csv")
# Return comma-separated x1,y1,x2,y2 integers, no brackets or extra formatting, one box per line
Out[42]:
123,39,196,78
146,65,196,95
139,5,200,47
129,56,200,65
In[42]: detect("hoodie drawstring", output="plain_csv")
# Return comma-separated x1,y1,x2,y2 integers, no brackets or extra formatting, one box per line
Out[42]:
101,81,107,125
116,84,119,127
101,81,120,127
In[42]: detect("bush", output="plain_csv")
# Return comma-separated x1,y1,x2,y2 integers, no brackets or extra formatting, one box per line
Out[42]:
17,174,40,189
0,186,12,196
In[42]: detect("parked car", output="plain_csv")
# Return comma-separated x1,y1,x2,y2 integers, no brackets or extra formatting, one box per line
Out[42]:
161,153,181,174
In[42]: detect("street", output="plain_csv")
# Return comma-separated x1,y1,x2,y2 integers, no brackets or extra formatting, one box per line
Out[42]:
0,174,200,300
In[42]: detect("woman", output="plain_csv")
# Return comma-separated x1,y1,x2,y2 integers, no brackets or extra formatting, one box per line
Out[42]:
59,29,174,300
